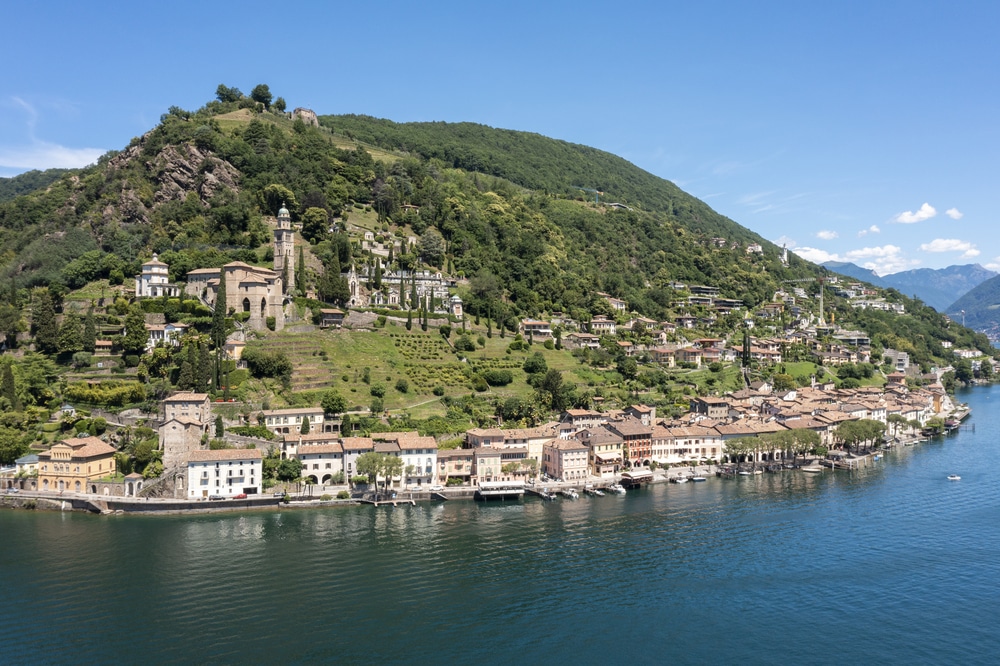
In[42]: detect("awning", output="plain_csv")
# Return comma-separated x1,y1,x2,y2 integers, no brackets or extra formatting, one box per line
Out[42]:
595,452,621,462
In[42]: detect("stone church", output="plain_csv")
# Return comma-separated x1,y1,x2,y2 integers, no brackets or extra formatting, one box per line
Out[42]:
183,203,293,332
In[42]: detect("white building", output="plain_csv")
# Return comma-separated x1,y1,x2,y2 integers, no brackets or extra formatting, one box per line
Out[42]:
261,407,326,435
187,448,263,498
399,435,438,488
135,254,180,298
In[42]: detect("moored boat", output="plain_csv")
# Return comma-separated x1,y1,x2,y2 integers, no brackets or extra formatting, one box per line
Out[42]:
947,474,961,481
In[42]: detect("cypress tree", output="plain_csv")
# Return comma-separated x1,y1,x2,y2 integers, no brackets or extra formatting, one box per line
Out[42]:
406,309,412,331
197,341,213,390
0,362,19,410
82,307,97,353
211,269,228,389
215,415,225,438
32,290,58,355
296,246,306,294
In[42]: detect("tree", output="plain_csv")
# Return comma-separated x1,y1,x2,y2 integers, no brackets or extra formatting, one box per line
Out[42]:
300,416,311,434
273,96,287,113
0,304,23,350
31,290,58,355
82,307,96,353
0,426,29,466
0,362,19,410
57,313,84,355
276,458,302,482
215,84,242,103
215,415,225,438
356,452,382,486
121,305,148,357
418,227,446,267
301,207,329,244
250,83,273,109
296,247,306,295
523,352,548,374
321,389,347,416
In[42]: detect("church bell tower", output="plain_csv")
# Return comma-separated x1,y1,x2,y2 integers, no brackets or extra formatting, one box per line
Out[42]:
274,202,295,293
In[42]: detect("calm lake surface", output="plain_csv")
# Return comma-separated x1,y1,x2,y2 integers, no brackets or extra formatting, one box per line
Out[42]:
3,385,999,665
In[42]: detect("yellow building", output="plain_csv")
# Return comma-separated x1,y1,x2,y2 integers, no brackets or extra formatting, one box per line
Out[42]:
37,437,117,493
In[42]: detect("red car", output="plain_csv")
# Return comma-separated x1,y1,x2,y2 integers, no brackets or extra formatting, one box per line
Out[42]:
233,493,248,499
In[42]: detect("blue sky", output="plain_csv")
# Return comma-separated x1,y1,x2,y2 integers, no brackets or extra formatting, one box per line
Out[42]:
2,0,998,275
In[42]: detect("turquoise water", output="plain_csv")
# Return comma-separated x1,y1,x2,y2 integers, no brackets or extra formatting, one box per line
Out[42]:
2,386,999,664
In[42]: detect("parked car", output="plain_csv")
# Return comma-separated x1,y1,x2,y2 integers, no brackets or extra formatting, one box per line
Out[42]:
273,491,286,498
6,487,19,493
233,493,248,499
208,494,224,501
428,484,444,492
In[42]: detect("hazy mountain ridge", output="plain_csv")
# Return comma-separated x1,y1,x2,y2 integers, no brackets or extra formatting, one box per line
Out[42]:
823,261,995,312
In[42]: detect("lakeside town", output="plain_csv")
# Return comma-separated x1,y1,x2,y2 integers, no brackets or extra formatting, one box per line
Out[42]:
1,368,967,512
0,202,987,513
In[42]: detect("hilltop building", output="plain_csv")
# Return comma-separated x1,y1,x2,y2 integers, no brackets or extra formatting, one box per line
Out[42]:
135,254,180,298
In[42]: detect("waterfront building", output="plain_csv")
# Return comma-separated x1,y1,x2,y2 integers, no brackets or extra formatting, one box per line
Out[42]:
186,448,263,499
397,435,438,488
160,392,211,470
37,436,117,493
341,437,375,480
607,417,654,466
575,427,624,477
542,439,589,481
296,443,344,485
281,431,341,460
437,448,474,484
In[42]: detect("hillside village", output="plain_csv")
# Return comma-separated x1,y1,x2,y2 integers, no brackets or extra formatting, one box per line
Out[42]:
0,88,996,502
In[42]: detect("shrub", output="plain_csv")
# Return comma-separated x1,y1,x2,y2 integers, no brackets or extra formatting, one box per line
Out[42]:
472,376,488,392
320,494,332,501
336,490,350,499
370,382,386,398
266,316,276,331
482,369,513,386
395,378,409,393
432,385,445,396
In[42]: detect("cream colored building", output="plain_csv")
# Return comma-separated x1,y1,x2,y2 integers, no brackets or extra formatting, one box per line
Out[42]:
37,436,117,493
543,439,590,481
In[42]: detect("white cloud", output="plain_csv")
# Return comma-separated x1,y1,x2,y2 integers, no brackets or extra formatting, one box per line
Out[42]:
986,257,1000,272
791,246,839,264
893,202,937,224
857,224,880,237
774,235,797,249
0,142,104,170
945,208,964,220
816,230,838,240
918,238,980,257
0,95,105,172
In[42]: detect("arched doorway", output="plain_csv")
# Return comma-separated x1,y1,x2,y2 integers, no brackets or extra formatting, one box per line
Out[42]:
260,297,267,317
242,297,251,312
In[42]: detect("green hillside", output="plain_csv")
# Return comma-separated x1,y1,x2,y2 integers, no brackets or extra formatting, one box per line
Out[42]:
0,86,992,411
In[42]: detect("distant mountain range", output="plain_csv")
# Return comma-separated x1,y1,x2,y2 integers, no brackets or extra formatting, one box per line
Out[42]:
948,274,1000,333
822,261,997,313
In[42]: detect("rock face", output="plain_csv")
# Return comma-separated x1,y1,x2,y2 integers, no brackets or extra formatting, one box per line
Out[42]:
292,107,319,127
100,136,241,227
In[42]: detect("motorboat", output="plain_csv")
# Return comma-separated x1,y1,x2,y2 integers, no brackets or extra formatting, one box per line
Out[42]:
691,475,708,482
673,476,689,483
801,466,824,473
538,488,558,501
561,488,579,499
607,483,626,495
947,474,961,481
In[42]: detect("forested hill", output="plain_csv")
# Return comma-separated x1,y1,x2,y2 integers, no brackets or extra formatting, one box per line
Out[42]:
0,168,71,203
0,89,990,366
322,115,759,243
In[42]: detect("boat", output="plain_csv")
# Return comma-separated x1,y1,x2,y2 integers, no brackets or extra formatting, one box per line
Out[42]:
673,476,689,483
561,488,579,499
591,489,605,496
691,475,708,482
801,466,824,473
947,474,961,481
737,470,753,476
538,487,558,501
607,483,626,495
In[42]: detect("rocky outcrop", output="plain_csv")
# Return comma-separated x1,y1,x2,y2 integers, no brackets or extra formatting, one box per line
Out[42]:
150,144,240,205
97,137,241,228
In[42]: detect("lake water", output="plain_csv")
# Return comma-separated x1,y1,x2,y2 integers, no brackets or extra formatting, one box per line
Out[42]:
3,386,1000,665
